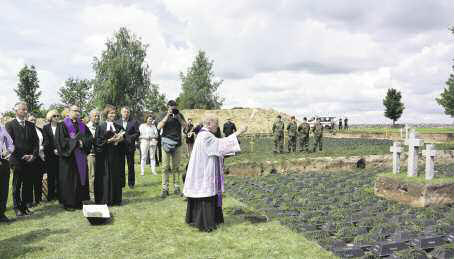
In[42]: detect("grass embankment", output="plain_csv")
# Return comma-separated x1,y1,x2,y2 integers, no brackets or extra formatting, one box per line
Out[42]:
227,137,392,166
0,164,335,258
347,128,454,134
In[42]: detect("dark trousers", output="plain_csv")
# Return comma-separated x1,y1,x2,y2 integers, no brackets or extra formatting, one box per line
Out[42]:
31,158,44,203
46,155,59,201
120,150,136,187
0,160,11,215
12,163,33,211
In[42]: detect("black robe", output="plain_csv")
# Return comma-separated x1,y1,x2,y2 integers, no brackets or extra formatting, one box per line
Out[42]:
55,121,92,209
94,122,123,206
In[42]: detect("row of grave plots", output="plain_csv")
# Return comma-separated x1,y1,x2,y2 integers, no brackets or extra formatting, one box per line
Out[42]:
224,164,454,258
235,135,452,157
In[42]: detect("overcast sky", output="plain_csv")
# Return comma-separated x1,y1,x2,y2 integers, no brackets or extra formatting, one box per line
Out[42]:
0,0,453,123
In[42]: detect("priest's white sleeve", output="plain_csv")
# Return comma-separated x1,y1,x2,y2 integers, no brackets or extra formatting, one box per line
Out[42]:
205,133,241,157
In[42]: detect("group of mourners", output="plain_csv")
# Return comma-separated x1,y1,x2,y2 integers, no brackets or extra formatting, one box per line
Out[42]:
0,100,247,232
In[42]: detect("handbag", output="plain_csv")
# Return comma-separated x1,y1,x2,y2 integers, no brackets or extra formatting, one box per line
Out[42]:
161,137,178,153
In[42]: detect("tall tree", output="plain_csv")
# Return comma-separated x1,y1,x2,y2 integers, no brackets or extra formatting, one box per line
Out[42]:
383,88,405,125
178,50,224,109
15,65,42,114
143,83,166,114
92,27,154,116
436,27,454,117
436,73,454,117
58,78,94,116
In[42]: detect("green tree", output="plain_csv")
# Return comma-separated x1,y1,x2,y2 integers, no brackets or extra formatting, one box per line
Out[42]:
436,73,454,117
436,27,454,117
92,27,156,117
143,83,166,114
178,50,224,109
58,78,94,116
15,65,42,114
383,88,405,125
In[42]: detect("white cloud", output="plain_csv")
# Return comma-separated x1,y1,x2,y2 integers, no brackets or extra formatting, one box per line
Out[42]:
0,0,452,124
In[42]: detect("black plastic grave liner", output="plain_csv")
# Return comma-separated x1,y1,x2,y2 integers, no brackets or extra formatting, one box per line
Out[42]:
388,248,428,259
224,171,454,256
371,241,409,256
410,235,447,250
332,245,365,258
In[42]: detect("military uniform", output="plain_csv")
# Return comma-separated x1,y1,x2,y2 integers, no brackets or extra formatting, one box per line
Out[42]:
312,121,323,152
287,121,298,152
297,121,310,152
272,119,284,153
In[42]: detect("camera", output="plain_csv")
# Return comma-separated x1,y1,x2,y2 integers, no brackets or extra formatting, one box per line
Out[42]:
172,108,179,115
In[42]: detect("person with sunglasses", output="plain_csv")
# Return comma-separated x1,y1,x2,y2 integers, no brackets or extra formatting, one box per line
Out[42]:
43,110,61,202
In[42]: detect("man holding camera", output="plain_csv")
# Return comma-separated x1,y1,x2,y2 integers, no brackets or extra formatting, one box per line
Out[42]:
157,100,187,198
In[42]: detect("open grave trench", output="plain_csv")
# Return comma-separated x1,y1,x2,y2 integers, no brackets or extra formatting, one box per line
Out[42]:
225,137,454,258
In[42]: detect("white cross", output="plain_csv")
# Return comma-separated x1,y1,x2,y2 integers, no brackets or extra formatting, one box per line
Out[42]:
389,142,402,174
422,144,437,180
406,131,424,177
404,124,411,140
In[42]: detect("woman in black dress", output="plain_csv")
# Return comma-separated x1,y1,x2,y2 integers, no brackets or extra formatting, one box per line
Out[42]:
94,105,124,206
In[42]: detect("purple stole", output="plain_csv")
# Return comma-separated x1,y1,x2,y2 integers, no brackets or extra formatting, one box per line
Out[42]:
201,128,224,207
63,117,87,186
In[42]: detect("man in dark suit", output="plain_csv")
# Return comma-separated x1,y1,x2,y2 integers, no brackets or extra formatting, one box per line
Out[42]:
5,102,39,217
116,107,139,188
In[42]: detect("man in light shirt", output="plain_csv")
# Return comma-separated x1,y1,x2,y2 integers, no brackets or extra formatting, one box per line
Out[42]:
86,109,100,194
0,116,14,222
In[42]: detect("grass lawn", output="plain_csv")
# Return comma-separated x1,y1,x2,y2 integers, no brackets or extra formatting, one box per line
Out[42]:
0,164,336,259
346,127,454,134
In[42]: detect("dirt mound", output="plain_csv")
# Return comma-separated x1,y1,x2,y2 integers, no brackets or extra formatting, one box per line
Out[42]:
181,108,296,135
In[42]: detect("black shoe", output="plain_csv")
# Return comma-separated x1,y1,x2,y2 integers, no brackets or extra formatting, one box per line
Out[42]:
0,214,10,223
160,190,169,198
24,208,33,215
15,210,25,217
64,207,75,212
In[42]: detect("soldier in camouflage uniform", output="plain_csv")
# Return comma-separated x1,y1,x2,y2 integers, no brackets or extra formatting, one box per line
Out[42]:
297,117,310,152
312,117,323,152
286,116,297,152
272,115,284,153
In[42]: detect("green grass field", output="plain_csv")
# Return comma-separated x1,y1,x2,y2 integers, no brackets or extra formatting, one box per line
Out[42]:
0,164,336,259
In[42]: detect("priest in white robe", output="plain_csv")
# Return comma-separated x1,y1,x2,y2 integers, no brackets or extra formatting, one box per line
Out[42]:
183,115,247,232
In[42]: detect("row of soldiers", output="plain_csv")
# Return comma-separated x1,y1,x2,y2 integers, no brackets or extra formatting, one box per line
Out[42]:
272,115,323,153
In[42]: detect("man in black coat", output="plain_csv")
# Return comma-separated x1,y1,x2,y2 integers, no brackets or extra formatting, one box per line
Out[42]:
116,107,140,188
42,110,61,201
5,102,39,217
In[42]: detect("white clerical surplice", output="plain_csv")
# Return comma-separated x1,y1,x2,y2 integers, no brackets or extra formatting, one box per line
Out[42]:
183,128,241,198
